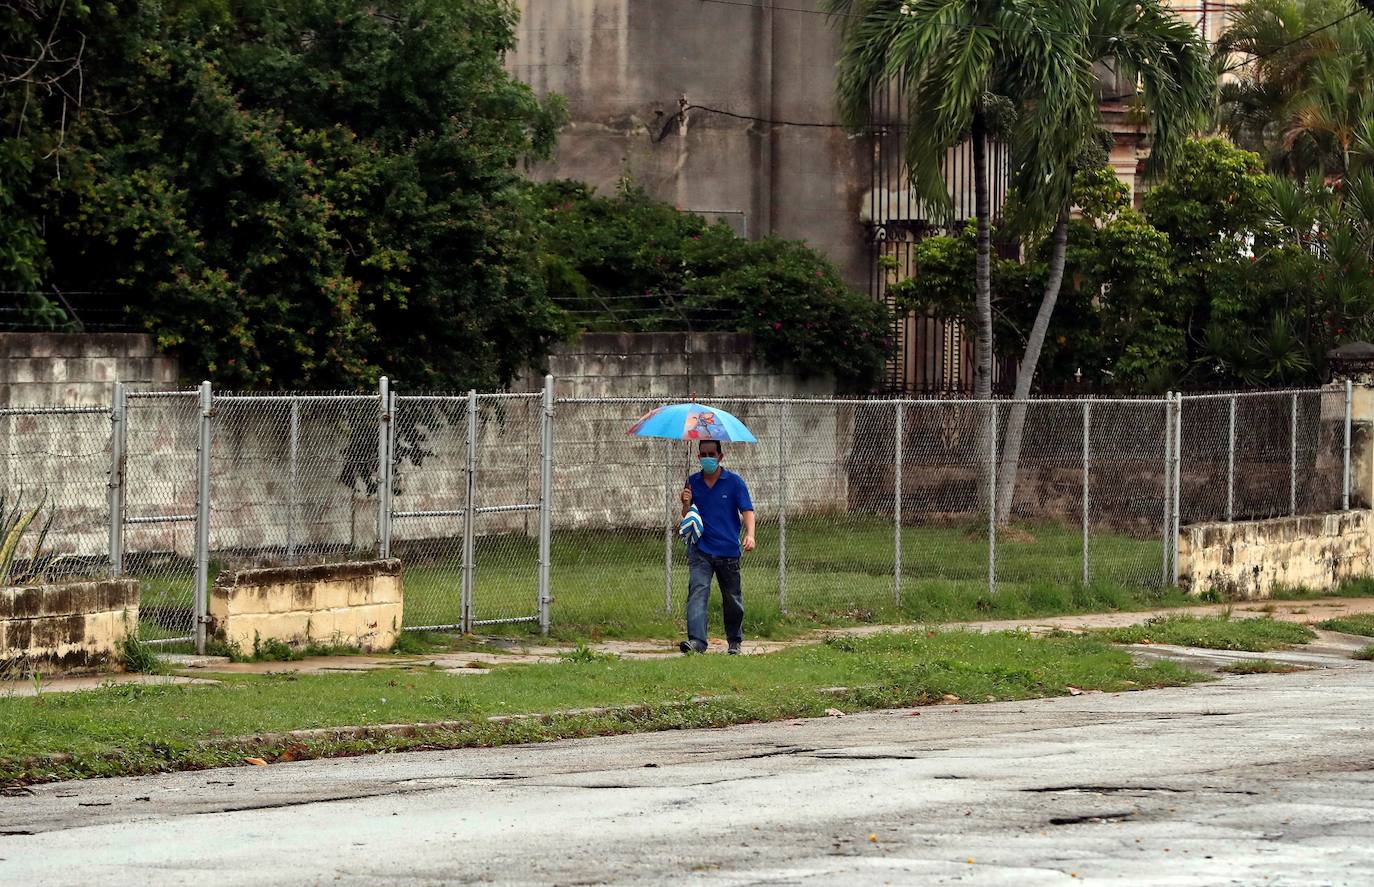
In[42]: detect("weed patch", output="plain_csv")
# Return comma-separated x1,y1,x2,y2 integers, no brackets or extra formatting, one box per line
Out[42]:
558,644,620,664
1093,615,1315,652
116,633,165,675
1316,615,1374,637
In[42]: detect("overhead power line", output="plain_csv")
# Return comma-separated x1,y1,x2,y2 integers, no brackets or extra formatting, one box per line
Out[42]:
1219,8,1365,73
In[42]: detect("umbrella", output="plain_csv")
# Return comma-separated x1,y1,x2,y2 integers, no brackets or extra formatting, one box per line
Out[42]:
626,402,758,443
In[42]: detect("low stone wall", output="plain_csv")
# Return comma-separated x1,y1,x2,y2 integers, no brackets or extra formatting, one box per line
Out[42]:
208,559,402,652
0,579,140,674
1178,511,1372,599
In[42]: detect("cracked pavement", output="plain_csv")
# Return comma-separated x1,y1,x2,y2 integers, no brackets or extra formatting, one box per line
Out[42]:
3,659,1374,885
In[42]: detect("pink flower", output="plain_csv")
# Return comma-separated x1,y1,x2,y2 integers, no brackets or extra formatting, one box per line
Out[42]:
772,322,783,331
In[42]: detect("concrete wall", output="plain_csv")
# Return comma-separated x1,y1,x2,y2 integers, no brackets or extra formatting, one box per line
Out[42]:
522,331,836,400
0,579,139,674
1178,511,1372,599
0,333,179,407
208,560,403,652
508,0,871,287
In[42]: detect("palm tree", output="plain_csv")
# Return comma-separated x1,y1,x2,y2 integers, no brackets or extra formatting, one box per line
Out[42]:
826,0,1211,525
824,0,1090,401
993,0,1213,524
1217,0,1374,177
1282,56,1374,177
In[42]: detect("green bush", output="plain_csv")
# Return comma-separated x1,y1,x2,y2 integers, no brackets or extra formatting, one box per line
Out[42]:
533,180,892,391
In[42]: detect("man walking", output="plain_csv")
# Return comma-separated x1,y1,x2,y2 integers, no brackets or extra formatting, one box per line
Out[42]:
679,439,755,655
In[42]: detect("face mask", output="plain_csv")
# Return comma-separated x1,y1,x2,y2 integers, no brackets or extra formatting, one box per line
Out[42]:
700,457,720,474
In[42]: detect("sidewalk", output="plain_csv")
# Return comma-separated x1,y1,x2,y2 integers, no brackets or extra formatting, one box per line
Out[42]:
8,594,1372,694
182,594,1374,672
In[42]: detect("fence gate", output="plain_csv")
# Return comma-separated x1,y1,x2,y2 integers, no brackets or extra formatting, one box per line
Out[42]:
118,387,203,645
389,382,552,634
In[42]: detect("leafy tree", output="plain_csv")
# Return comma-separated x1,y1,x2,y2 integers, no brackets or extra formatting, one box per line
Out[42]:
5,0,568,391
532,181,892,390
896,137,1374,391
892,167,1181,391
1,0,88,323
1142,138,1291,383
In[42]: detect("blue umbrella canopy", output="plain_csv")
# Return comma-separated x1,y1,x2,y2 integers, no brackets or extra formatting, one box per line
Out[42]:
626,402,758,443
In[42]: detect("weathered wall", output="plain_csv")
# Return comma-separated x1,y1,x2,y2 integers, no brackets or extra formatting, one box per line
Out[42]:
0,579,139,674
1178,511,1372,599
521,331,836,400
208,560,403,652
508,0,871,287
0,333,179,407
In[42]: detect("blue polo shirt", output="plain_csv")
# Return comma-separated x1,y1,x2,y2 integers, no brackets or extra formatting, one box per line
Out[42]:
687,468,754,558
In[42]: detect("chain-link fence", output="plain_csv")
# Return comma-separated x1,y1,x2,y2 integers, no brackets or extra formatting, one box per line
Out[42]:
0,403,115,681
1,380,1359,658
0,404,111,581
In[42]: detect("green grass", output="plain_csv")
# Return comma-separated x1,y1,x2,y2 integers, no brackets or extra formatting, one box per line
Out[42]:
130,520,1374,644
1218,659,1303,675
1093,615,1317,652
0,629,1200,784
1316,615,1374,637
402,518,1183,639
1353,645,1374,661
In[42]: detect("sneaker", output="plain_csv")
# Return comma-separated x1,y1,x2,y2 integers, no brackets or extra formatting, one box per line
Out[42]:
679,640,706,655
727,642,742,656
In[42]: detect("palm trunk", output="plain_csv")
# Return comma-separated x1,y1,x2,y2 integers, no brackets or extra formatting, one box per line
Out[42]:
970,109,997,523
971,109,994,401
995,205,1070,526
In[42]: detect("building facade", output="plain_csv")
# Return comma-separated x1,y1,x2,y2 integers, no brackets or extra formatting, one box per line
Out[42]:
509,0,1225,391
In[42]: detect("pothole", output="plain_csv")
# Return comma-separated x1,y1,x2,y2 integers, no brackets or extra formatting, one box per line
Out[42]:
1048,812,1135,825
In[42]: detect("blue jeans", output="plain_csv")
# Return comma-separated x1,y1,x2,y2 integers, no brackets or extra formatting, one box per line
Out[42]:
686,542,744,648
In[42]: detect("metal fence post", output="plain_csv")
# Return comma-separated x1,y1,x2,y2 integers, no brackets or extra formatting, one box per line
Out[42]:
1162,393,1173,586
194,381,213,655
1172,392,1183,586
664,440,674,617
462,389,477,633
894,400,903,608
1081,400,1090,586
778,401,789,614
287,396,299,564
988,400,998,596
107,382,127,578
1344,379,1353,511
1290,392,1298,516
377,377,393,559
1226,395,1236,522
537,375,554,635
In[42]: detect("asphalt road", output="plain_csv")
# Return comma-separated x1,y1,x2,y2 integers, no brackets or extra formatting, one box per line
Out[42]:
3,663,1374,886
